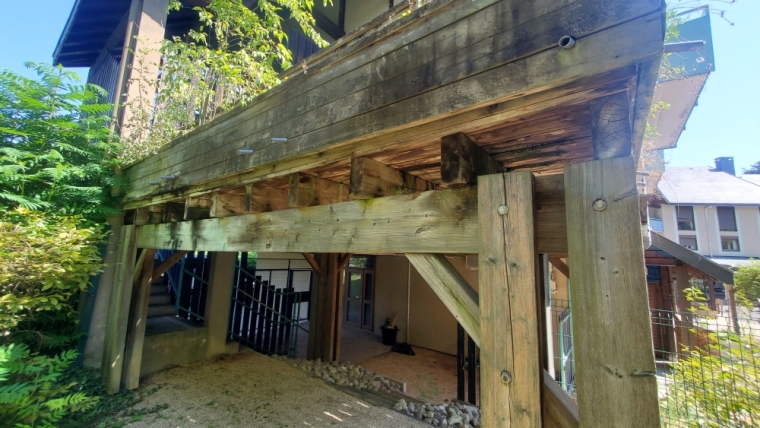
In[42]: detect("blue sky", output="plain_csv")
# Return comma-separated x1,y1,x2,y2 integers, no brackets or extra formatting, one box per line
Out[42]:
0,0,757,172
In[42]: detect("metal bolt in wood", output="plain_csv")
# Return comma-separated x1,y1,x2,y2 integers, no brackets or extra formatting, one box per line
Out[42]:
501,370,512,384
497,204,509,215
592,198,607,211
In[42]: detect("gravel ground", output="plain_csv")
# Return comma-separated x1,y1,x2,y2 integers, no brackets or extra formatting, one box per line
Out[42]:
121,349,429,428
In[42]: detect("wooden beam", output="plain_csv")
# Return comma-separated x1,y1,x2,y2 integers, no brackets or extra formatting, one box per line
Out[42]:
138,187,478,254
536,174,567,256
102,225,138,395
478,171,541,428
134,207,150,226
349,157,432,199
406,254,480,346
211,190,247,218
338,253,353,271
440,133,502,188
122,249,155,390
564,157,659,427
288,172,348,207
302,253,325,277
590,92,633,159
314,254,340,361
543,370,580,428
248,183,289,213
163,202,185,222
184,196,212,220
549,258,570,279
151,250,189,281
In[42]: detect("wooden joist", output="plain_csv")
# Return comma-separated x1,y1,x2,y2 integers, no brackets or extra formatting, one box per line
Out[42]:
288,172,348,207
590,91,633,159
124,1,664,205
440,133,502,188
184,196,212,220
151,250,189,281
564,157,659,427
478,171,541,427
211,190,247,218
406,254,480,346
349,157,433,199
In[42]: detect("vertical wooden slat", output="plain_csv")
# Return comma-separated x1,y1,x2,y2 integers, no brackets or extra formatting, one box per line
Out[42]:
101,225,138,395
122,249,155,390
564,157,659,427
333,260,346,361
478,171,541,428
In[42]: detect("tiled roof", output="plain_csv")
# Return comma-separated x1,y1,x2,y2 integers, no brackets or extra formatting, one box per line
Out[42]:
657,166,760,206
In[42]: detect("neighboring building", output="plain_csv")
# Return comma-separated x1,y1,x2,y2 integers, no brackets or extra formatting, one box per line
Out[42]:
650,157,760,264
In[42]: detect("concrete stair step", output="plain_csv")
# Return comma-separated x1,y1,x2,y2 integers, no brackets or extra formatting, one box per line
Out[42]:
151,284,168,295
149,294,171,306
148,305,176,318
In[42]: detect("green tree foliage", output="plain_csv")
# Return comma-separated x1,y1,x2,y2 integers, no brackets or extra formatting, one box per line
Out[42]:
0,63,121,220
0,209,105,350
734,260,760,304
743,161,760,174
0,344,98,428
121,0,329,163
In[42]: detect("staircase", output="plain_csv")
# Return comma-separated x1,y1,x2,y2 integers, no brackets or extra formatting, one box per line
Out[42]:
148,280,175,318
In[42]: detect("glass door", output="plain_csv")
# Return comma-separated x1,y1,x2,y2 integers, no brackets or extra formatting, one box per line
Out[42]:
344,267,375,331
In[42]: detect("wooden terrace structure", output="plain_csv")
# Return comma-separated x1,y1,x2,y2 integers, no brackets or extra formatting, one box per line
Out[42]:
95,0,667,426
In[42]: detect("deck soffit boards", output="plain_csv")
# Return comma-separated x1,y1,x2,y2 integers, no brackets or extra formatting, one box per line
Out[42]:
123,0,665,209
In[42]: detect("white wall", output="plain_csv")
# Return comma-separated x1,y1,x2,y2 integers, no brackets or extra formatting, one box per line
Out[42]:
344,0,390,33
654,204,760,258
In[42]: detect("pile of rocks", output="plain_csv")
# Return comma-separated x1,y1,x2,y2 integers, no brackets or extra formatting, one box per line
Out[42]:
270,355,403,394
393,399,481,427
269,354,482,427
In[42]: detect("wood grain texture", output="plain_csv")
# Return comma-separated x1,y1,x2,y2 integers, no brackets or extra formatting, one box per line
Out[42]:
478,171,541,428
289,172,348,207
101,225,138,395
124,7,664,204
564,157,659,427
350,157,432,199
542,370,580,428
535,174,567,255
590,92,633,159
406,254,481,346
440,133,503,188
137,187,479,254
122,249,155,390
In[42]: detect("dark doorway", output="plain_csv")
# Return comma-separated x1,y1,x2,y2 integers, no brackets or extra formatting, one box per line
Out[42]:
344,256,375,331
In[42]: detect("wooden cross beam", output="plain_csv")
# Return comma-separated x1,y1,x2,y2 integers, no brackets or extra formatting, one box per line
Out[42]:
350,156,433,199
289,172,348,207
440,133,503,188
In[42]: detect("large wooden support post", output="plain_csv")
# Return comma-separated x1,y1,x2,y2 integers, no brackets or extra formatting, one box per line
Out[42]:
478,171,542,428
101,225,138,395
310,254,340,361
565,157,659,427
205,252,237,356
122,249,155,390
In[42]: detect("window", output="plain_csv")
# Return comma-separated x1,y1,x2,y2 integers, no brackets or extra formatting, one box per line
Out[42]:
717,207,738,231
680,236,698,250
650,217,664,233
721,237,740,252
677,206,695,231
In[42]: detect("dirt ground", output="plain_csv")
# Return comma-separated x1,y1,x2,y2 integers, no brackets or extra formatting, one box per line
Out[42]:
361,346,459,404
122,349,428,428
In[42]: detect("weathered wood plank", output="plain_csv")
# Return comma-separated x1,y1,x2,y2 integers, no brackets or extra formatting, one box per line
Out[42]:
478,171,541,428
128,0,659,184
440,133,503,188
350,157,432,199
122,249,155,390
302,253,325,277
125,9,664,203
406,254,481,346
288,172,348,207
123,69,636,209
101,225,138,395
590,92,633,159
138,187,478,254
564,157,659,427
535,174,568,255
211,190,247,218
248,182,290,213
542,370,580,428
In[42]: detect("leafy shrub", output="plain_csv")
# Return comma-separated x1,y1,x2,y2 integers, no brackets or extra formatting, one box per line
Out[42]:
734,260,760,304
0,209,105,351
0,344,98,428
